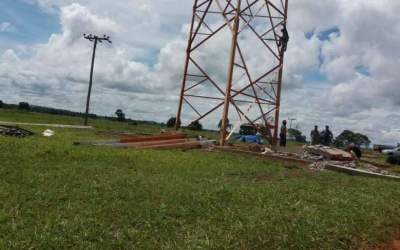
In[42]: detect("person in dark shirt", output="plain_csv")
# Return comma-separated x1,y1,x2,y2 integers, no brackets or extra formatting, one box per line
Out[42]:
279,120,288,147
310,125,320,145
346,143,362,160
322,126,333,146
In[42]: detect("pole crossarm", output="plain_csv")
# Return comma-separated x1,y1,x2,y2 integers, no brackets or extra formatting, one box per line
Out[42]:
84,34,112,44
176,0,289,146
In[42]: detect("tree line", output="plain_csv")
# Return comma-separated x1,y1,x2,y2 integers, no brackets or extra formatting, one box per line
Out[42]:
1,101,372,148
0,101,158,126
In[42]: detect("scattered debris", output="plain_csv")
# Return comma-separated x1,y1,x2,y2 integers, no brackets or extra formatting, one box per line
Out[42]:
309,161,325,171
76,128,399,180
0,125,34,138
261,147,274,154
308,160,391,175
216,144,400,181
303,145,354,161
42,129,55,137
324,164,399,180
301,150,325,161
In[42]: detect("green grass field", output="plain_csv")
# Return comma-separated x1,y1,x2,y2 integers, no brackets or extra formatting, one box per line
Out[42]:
1,109,400,249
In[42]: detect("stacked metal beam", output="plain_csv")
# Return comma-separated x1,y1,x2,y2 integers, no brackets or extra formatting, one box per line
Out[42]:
77,133,216,150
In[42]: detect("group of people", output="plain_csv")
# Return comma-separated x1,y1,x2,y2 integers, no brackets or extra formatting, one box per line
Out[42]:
279,121,334,147
278,122,363,160
310,125,334,146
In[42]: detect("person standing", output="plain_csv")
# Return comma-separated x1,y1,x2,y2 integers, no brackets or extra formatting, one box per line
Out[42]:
310,125,320,145
346,143,362,160
322,125,333,146
279,120,288,147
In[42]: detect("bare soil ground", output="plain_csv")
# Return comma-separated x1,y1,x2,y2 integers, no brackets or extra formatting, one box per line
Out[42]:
375,234,400,250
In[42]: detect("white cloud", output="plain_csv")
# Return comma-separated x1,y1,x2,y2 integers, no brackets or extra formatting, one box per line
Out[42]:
0,2,188,119
0,22,16,33
280,0,400,144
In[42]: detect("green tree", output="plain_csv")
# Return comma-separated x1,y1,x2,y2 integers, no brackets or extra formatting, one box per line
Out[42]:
187,121,203,131
115,109,126,122
334,130,371,148
0,100,3,108
18,102,30,111
288,128,307,143
167,117,176,128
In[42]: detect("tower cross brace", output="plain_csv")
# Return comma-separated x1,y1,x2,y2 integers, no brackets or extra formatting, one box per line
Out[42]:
176,0,289,145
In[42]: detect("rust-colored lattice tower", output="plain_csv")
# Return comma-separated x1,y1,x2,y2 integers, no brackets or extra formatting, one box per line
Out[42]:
176,0,289,145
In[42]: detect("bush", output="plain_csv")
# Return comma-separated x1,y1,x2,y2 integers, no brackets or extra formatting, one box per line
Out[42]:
288,128,307,143
187,121,203,131
18,102,30,111
167,117,176,128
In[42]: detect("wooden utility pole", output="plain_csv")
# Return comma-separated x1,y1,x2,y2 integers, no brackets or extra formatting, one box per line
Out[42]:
83,34,112,126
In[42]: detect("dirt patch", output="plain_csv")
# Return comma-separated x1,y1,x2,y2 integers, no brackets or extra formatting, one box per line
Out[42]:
374,234,400,250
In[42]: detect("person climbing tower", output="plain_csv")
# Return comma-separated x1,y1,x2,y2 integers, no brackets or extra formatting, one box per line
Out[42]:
278,24,289,55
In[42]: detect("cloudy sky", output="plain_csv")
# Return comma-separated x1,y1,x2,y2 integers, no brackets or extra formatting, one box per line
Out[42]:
0,0,399,144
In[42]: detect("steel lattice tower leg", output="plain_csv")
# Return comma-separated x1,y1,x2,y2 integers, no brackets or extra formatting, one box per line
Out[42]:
176,0,289,146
